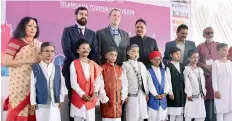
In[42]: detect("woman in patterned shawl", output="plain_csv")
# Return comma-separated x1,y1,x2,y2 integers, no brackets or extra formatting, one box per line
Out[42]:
3,17,42,121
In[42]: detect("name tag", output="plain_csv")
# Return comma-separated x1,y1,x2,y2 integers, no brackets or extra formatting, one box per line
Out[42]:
206,59,214,65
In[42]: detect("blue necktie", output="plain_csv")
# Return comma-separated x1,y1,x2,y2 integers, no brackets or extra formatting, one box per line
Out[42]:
112,29,119,36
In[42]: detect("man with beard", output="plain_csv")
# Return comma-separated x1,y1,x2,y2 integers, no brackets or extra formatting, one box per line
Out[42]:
61,7,98,121
197,27,218,121
130,18,159,68
96,8,130,66
163,24,196,66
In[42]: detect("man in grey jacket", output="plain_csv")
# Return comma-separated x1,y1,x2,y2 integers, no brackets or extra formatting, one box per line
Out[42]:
96,8,130,66
163,24,196,66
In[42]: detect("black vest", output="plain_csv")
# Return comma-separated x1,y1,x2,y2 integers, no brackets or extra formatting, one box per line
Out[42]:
166,63,186,107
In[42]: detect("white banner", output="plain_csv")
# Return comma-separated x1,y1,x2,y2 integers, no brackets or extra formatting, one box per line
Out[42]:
171,1,191,41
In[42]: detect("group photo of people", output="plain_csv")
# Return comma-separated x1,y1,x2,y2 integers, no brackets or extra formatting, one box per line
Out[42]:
1,4,232,121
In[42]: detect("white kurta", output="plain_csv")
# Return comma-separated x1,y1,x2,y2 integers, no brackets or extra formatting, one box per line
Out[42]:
183,66,206,118
212,60,232,114
102,118,121,121
147,66,169,121
30,61,67,121
166,61,184,115
102,66,129,121
122,60,149,121
70,61,109,121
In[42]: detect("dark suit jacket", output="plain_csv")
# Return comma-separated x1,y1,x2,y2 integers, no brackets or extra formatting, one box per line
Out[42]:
163,40,196,66
61,24,98,65
96,27,130,66
61,24,99,91
130,35,159,68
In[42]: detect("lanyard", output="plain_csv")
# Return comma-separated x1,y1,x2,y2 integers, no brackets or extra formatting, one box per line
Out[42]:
205,41,212,56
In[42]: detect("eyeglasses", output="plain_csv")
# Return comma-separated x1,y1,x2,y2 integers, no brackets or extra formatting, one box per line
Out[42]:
205,32,214,35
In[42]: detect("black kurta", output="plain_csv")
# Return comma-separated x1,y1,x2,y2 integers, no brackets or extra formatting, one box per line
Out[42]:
130,35,158,68
166,63,186,107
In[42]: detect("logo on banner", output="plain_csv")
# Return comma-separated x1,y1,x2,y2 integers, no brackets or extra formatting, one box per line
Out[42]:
172,3,188,9
172,11,189,18
60,1,135,16
172,19,185,25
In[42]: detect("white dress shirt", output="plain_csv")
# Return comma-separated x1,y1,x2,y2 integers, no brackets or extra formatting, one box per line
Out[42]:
76,23,85,35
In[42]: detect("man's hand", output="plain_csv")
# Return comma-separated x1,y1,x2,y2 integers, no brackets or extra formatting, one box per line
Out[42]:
188,96,193,101
169,94,174,100
31,104,38,110
215,91,221,99
59,102,64,108
82,94,91,102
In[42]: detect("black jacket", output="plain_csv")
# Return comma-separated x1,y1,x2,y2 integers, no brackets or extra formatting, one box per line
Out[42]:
130,35,158,68
61,24,99,64
166,63,186,107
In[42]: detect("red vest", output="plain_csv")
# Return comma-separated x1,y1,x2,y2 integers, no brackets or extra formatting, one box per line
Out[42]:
100,62,123,118
71,59,102,110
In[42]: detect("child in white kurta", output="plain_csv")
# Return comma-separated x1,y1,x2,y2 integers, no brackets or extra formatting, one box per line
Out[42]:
122,44,149,121
147,51,169,121
30,42,67,121
212,43,232,121
183,50,206,121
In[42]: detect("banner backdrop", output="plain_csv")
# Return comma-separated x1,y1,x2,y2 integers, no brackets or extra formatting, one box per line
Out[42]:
171,1,191,40
1,1,190,77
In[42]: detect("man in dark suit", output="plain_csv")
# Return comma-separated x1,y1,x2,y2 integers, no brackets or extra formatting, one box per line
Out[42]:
130,18,159,68
96,8,130,66
163,24,196,66
61,7,98,121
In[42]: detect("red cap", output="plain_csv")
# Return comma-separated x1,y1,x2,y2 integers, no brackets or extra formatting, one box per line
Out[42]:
149,51,162,60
